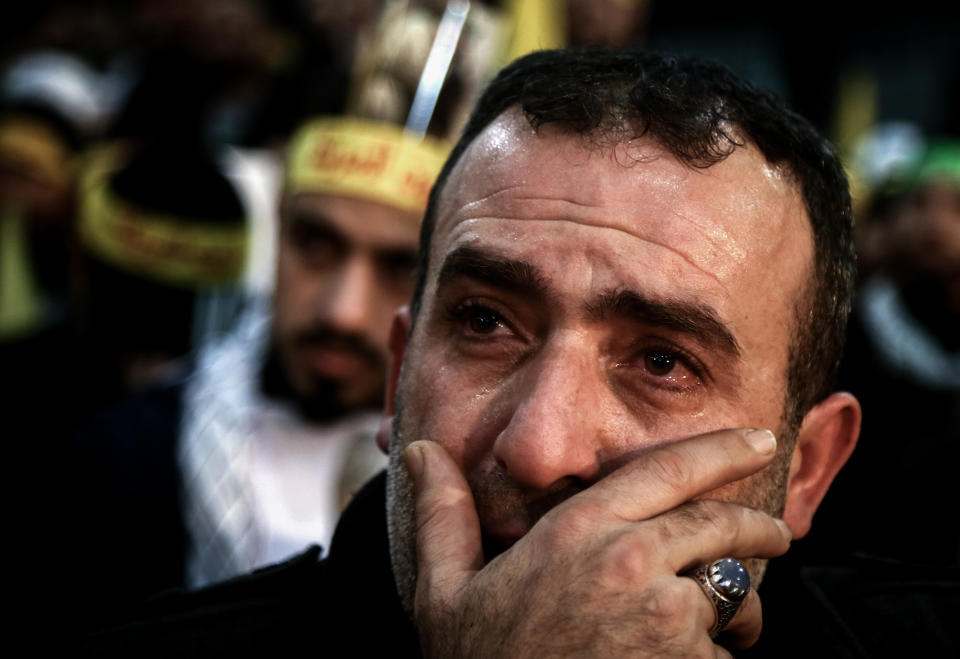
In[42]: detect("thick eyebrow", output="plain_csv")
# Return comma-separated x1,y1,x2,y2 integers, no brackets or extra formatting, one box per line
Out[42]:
283,206,341,234
435,246,549,300
435,246,741,358
588,289,742,358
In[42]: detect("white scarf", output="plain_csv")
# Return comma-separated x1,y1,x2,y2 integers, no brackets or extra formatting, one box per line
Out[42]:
179,302,384,588
859,276,960,389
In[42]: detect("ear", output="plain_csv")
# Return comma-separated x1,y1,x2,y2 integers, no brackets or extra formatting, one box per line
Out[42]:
781,392,861,539
377,306,412,454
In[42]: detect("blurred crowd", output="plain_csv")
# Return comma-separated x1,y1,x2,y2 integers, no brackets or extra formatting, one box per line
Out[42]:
0,0,956,645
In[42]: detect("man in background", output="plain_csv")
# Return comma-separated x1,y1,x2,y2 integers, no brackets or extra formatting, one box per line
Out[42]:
66,116,449,630
809,138,960,567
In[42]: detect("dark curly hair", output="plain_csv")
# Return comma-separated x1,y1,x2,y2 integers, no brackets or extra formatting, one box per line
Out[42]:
412,48,855,430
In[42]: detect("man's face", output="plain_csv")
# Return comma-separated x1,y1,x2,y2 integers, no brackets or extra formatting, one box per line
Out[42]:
272,192,420,419
893,181,960,277
387,109,814,602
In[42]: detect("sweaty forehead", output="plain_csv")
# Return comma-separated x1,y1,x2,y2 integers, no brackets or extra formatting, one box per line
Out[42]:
431,108,811,293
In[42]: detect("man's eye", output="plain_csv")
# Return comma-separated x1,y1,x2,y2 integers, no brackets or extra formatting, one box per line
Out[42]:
446,302,509,337
467,308,503,334
631,346,705,392
285,218,345,264
644,350,676,376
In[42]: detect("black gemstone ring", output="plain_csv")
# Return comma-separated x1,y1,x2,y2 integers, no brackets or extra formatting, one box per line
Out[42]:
690,558,751,636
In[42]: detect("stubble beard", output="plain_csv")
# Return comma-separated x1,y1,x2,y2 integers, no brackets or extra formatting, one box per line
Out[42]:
385,394,419,619
719,420,795,588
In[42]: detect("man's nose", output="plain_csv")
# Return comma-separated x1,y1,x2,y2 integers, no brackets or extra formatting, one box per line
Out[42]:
492,340,604,491
323,255,375,334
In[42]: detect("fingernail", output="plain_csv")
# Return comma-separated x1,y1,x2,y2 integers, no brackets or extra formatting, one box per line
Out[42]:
776,519,793,540
744,428,776,454
403,442,425,481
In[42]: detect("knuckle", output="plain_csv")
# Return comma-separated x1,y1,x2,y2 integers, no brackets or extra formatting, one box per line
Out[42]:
599,531,657,584
635,581,703,644
534,518,569,556
680,499,735,537
671,499,770,560
685,498,726,521
646,446,694,489
708,502,744,541
642,582,690,621
541,498,609,550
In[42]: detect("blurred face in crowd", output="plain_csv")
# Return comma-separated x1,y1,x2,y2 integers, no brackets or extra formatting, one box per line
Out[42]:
565,0,650,48
0,115,77,297
273,192,420,420
894,180,960,278
386,109,819,601
0,116,74,223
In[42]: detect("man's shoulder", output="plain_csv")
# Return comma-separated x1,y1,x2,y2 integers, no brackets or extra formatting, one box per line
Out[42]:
802,555,959,655
69,375,188,507
73,377,187,453
83,546,330,657
82,474,421,657
747,554,960,658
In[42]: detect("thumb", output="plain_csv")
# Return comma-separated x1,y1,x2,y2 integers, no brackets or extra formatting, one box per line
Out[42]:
404,440,484,605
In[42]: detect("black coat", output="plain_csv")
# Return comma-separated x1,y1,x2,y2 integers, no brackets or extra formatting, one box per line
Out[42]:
84,474,960,658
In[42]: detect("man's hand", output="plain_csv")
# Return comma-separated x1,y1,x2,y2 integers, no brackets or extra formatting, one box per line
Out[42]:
403,428,792,658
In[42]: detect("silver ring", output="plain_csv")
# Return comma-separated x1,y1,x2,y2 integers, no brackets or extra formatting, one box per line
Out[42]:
690,558,750,636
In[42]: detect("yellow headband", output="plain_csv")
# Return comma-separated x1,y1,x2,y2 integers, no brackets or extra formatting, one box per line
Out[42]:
79,146,248,288
0,115,72,190
286,117,451,216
